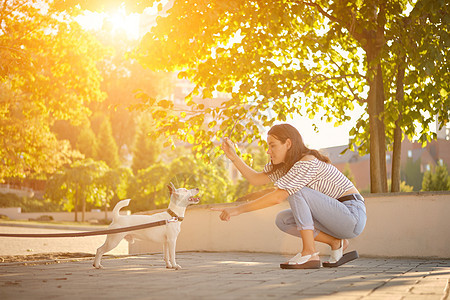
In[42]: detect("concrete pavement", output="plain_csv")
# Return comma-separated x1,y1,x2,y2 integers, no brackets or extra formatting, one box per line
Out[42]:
1,252,449,300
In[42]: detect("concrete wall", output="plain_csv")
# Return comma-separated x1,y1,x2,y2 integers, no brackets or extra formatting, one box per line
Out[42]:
130,192,450,259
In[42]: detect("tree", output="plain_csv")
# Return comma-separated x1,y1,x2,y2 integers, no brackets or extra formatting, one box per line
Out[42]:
130,0,392,193
401,158,423,191
95,167,132,219
131,114,161,174
422,162,450,191
127,0,447,194
0,0,107,180
167,155,233,205
76,126,98,159
51,1,449,194
382,0,449,192
45,159,109,222
97,118,121,168
127,162,170,212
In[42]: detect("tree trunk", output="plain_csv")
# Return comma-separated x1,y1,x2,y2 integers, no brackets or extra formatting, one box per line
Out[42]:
376,64,388,193
391,59,406,192
82,197,86,222
367,50,388,193
74,190,78,222
104,201,108,221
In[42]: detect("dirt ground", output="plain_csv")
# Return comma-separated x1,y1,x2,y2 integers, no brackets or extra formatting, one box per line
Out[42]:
0,252,95,263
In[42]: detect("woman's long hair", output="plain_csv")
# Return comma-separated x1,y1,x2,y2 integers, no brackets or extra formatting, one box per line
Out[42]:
266,124,330,175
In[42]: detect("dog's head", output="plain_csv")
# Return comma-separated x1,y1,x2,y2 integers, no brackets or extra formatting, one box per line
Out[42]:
167,182,200,207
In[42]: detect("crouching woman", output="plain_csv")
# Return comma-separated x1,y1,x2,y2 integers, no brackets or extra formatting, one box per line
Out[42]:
213,124,367,269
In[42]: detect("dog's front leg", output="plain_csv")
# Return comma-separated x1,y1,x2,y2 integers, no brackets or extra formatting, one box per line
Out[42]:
163,240,172,269
167,238,181,270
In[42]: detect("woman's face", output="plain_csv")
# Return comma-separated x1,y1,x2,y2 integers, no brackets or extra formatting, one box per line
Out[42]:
267,135,291,164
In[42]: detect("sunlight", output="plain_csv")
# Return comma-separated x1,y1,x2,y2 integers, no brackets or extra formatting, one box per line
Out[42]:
76,7,141,40
218,261,269,266
107,7,141,39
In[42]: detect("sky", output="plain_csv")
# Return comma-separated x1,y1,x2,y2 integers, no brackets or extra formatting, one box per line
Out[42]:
272,105,365,150
287,117,357,150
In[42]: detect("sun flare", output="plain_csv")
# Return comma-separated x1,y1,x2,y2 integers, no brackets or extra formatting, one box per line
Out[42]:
76,7,141,40
106,8,141,39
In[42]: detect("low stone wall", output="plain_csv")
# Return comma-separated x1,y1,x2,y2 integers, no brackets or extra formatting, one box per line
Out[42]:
129,191,450,259
0,184,34,198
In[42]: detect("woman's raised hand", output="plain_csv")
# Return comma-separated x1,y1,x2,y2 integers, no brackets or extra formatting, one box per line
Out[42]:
221,137,238,162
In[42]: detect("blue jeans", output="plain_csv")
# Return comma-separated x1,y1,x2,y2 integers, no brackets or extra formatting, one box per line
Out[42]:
276,187,367,239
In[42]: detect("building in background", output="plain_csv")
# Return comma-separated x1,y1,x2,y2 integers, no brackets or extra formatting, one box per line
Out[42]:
322,122,450,191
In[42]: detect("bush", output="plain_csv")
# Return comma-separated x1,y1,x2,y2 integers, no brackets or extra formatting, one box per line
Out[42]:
0,193,62,212
422,162,450,191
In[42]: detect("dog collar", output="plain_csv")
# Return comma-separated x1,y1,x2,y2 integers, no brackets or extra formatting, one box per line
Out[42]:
167,209,184,222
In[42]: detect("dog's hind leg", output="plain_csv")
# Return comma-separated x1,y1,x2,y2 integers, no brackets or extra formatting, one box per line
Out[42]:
93,234,124,269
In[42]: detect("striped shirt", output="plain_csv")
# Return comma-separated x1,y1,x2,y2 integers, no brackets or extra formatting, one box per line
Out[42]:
263,158,354,199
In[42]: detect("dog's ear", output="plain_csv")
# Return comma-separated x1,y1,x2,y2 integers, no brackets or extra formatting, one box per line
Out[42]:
167,182,176,194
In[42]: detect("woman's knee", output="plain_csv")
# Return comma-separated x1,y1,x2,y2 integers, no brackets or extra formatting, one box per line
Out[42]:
275,209,294,231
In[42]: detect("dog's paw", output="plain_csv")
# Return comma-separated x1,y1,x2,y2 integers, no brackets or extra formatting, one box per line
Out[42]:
174,264,182,270
165,263,173,269
93,263,104,269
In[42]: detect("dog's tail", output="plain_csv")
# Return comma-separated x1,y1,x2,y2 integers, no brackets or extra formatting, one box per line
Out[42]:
112,199,130,222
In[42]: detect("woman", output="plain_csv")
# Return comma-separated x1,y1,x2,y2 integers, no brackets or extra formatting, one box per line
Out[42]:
213,123,367,269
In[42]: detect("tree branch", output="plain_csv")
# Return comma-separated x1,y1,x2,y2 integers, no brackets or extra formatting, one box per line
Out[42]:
300,73,363,93
297,1,366,44
300,1,341,24
328,53,365,104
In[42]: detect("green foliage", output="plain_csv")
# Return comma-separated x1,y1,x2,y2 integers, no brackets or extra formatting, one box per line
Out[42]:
0,0,107,180
127,162,170,211
96,167,133,210
383,0,449,148
96,118,120,168
0,193,61,212
114,0,447,186
422,161,450,191
125,155,234,212
168,155,234,205
76,126,98,159
342,164,356,186
387,180,414,192
44,159,109,221
131,114,161,174
401,158,423,191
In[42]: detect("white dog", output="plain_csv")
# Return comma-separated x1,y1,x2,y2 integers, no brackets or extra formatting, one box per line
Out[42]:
93,183,200,270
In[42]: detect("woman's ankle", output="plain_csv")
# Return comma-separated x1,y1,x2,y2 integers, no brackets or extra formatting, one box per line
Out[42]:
330,238,342,250
301,249,318,256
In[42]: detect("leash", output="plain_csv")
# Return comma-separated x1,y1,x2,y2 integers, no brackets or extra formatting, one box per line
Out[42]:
0,219,177,238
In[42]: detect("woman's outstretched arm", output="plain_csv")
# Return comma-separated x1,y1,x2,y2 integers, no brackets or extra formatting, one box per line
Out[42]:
212,188,289,221
222,137,271,186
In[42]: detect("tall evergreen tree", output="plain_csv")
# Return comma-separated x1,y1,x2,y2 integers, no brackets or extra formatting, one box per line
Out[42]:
76,126,98,159
401,158,423,191
131,114,161,174
97,118,120,169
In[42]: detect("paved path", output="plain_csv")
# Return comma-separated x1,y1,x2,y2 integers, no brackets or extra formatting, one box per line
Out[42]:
1,252,449,300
